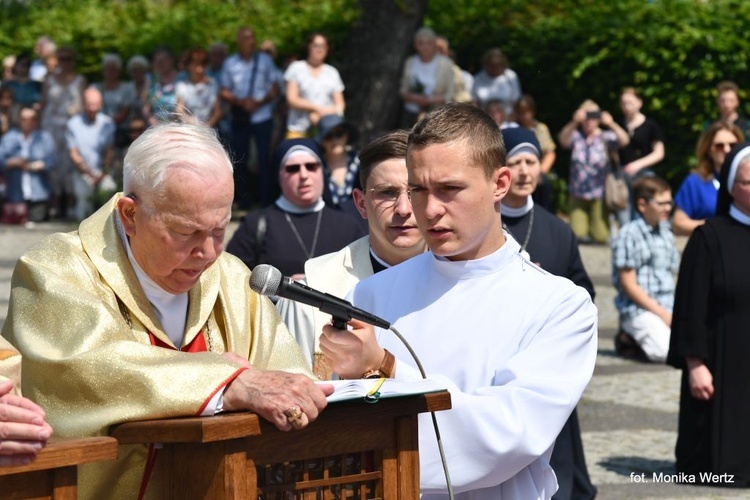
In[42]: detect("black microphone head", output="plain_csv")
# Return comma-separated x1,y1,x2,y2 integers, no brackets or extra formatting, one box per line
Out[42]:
249,264,283,297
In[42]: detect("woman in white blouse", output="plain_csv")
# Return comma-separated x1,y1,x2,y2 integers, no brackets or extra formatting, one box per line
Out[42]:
284,33,345,139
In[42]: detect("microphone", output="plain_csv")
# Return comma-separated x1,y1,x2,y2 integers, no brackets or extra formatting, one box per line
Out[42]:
252,264,453,496
249,264,391,330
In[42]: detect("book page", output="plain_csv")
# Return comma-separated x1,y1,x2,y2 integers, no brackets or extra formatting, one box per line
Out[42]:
319,378,447,403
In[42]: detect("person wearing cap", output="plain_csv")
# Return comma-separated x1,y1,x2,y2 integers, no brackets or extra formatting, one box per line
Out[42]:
667,143,750,486
316,114,361,209
277,130,425,379
500,126,597,500
226,138,366,280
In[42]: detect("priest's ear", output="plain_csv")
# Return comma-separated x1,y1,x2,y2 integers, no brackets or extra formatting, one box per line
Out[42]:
117,193,138,235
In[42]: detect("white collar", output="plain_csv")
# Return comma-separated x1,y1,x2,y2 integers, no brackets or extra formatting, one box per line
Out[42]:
275,196,325,214
431,234,520,280
730,204,750,226
369,248,392,270
116,214,188,346
501,197,534,218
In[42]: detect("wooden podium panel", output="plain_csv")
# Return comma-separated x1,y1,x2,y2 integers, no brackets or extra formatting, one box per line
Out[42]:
0,436,118,500
112,391,451,499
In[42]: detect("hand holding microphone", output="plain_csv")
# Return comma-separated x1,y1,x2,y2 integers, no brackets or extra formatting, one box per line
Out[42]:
249,264,390,378
249,264,390,330
319,319,387,380
249,265,453,495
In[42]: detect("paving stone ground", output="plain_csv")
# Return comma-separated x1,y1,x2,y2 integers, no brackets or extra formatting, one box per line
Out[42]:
1,222,747,498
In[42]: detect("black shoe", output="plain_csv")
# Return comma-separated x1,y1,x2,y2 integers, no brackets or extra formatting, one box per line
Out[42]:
614,330,648,361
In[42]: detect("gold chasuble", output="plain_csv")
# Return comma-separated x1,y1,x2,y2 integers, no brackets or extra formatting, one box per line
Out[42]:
2,195,313,498
0,336,22,395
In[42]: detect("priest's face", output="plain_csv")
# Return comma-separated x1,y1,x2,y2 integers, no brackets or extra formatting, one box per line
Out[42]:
732,161,750,216
279,152,324,208
407,140,510,261
504,152,540,208
120,164,233,294
354,158,424,265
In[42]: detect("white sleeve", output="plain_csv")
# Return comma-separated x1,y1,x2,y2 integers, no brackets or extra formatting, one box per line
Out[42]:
418,290,598,493
201,388,225,416
276,297,316,369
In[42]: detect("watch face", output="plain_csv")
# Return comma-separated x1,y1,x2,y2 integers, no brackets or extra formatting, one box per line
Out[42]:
363,371,383,379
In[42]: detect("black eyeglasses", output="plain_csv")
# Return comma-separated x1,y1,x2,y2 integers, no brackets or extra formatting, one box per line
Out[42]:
284,162,321,174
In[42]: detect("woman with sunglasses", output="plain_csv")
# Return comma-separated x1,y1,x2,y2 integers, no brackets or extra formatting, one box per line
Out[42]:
673,121,743,236
227,138,366,280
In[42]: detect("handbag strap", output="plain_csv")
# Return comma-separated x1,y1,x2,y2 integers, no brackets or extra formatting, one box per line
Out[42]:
607,143,623,175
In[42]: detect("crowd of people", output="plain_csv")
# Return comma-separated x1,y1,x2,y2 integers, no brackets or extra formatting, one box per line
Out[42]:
1,25,750,499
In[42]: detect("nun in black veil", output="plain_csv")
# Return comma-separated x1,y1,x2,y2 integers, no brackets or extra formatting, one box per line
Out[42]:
667,142,750,486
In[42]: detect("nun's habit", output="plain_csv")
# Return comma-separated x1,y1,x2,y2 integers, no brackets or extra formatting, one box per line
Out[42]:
667,143,750,485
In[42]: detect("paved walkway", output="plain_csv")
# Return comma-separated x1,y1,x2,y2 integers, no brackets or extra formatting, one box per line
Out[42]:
0,222,746,498
578,242,745,499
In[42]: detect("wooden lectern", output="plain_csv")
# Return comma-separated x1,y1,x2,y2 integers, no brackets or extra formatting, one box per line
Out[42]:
111,390,451,499
0,436,118,500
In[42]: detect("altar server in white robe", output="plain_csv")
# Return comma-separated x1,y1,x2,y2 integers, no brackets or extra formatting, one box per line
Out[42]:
277,129,426,379
320,103,598,500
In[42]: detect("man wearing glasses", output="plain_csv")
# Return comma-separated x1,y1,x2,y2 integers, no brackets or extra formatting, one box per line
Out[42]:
612,175,680,362
276,130,426,379
226,138,365,280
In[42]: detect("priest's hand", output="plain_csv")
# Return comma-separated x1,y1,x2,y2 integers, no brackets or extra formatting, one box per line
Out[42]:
686,357,714,400
0,380,53,467
222,367,333,431
319,319,385,380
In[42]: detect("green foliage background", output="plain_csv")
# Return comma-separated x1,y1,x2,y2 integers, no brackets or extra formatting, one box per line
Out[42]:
428,0,750,185
2,0,750,190
0,0,358,76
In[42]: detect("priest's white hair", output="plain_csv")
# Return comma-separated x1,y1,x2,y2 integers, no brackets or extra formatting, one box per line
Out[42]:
122,120,232,205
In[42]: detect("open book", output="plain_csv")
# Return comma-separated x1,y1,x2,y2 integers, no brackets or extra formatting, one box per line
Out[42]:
320,378,447,403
